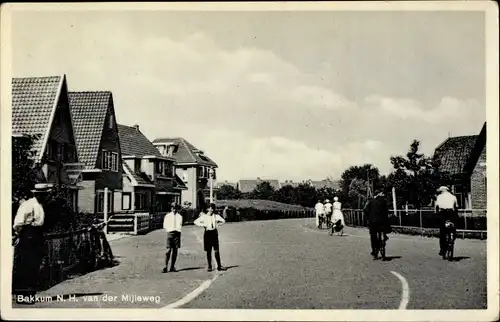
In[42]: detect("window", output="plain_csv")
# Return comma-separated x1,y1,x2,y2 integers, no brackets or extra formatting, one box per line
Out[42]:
156,161,164,175
122,192,131,210
109,115,114,129
102,150,119,172
97,190,113,213
47,139,59,161
135,192,148,211
111,152,118,172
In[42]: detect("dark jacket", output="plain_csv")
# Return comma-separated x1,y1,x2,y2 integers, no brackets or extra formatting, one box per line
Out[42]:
363,196,390,230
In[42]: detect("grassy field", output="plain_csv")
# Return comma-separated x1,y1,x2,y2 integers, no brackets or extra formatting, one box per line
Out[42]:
216,199,312,211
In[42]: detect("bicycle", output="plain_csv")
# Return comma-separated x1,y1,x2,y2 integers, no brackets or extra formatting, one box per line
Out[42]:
442,220,456,261
372,230,387,260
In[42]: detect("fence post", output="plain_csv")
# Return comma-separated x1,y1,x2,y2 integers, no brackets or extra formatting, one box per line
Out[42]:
398,210,402,226
361,210,364,226
464,211,467,231
133,215,138,235
419,210,423,236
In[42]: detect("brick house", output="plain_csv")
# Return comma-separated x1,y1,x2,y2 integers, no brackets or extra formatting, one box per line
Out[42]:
68,91,123,217
12,75,81,210
433,122,486,210
152,137,218,210
117,125,187,224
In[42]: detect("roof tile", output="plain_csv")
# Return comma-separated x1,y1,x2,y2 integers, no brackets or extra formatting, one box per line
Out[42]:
153,137,217,167
118,124,162,158
434,135,478,175
12,76,63,156
69,91,112,170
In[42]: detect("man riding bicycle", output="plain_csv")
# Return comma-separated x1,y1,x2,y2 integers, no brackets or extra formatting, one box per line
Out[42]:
435,186,459,257
363,190,391,260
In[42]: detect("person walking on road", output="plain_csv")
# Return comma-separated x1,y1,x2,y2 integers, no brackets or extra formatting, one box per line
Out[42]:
363,190,390,259
435,186,459,257
315,200,325,229
324,199,333,228
194,203,227,272
162,204,183,273
12,183,52,305
331,197,345,235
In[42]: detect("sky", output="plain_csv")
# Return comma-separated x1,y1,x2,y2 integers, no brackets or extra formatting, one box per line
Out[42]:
10,9,486,182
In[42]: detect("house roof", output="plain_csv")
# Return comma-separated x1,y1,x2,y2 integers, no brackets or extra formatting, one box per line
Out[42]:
434,135,479,175
123,162,153,186
69,91,113,170
12,75,66,160
117,124,163,158
238,179,281,193
152,137,217,167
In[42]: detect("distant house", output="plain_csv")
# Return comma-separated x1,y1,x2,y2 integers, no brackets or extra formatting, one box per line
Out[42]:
433,122,486,210
12,75,81,210
217,181,238,189
152,137,218,209
117,125,187,218
305,179,340,190
68,91,123,217
238,178,281,193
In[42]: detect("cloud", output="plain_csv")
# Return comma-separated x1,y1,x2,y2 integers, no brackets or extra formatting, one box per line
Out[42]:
364,95,481,124
11,16,485,182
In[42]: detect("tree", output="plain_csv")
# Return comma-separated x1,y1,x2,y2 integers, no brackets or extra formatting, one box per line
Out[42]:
387,140,447,208
217,184,241,200
250,181,275,200
339,164,380,208
272,185,297,204
294,183,317,207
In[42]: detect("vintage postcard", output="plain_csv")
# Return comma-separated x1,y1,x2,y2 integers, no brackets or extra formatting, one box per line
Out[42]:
1,1,498,321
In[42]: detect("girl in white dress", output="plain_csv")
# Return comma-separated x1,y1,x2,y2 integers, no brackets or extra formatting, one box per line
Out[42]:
331,197,345,235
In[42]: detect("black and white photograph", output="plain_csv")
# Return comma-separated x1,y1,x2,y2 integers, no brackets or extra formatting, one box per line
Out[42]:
1,2,498,321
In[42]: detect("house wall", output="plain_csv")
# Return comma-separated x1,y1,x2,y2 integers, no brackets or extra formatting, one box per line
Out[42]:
176,167,197,208
95,101,123,191
45,86,78,185
471,146,487,210
115,175,135,214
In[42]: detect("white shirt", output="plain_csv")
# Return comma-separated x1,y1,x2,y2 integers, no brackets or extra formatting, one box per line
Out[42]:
324,202,333,213
13,197,45,230
194,212,225,230
163,211,183,232
333,201,342,210
315,203,325,215
436,192,458,210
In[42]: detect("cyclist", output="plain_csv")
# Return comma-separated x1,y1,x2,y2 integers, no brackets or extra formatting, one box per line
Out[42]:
435,186,459,257
315,200,325,229
363,190,390,259
324,199,333,228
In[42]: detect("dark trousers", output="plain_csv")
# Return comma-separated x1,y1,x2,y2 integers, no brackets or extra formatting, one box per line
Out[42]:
204,230,222,269
12,226,45,296
369,227,387,254
438,209,458,253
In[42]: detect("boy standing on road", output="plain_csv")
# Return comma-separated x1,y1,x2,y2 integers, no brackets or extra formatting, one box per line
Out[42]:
194,203,227,272
162,204,183,273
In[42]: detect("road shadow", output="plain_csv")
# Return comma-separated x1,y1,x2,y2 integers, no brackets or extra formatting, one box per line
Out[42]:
382,256,402,262
177,266,205,272
224,265,240,270
449,256,470,262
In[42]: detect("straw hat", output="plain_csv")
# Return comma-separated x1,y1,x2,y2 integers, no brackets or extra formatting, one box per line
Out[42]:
31,183,53,193
333,197,339,202
437,186,449,193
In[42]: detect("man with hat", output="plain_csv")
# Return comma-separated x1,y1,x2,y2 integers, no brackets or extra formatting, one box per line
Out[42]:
435,186,459,256
363,190,390,259
12,183,52,304
162,203,183,273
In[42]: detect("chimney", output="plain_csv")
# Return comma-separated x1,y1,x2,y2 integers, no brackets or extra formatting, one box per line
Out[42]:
134,124,140,131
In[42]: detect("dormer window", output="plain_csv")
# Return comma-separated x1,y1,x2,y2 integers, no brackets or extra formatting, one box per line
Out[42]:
167,144,177,157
